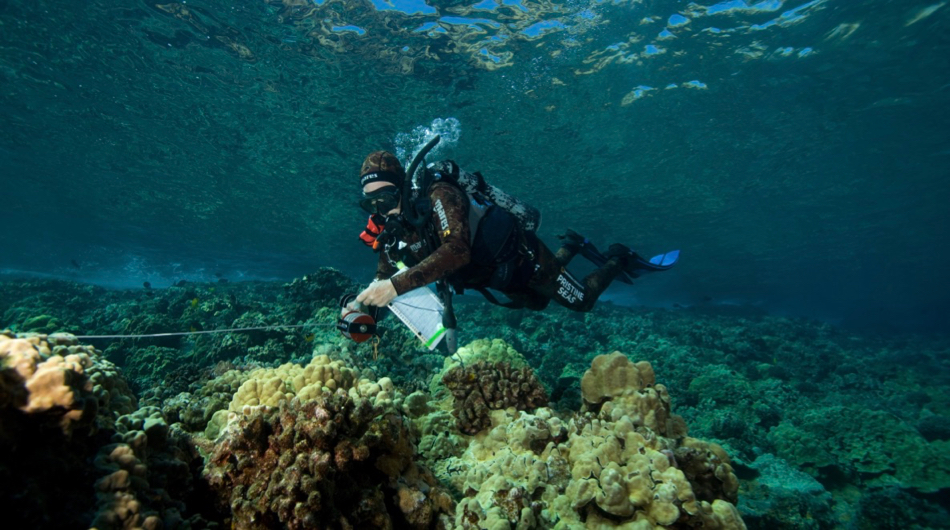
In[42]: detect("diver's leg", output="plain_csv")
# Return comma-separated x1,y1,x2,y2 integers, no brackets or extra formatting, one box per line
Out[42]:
527,239,626,312
504,290,551,311
554,229,587,266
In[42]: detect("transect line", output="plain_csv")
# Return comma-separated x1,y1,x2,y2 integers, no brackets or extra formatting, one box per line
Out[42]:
73,323,335,340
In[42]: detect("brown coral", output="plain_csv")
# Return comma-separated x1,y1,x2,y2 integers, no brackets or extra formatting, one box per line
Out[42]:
203,392,452,529
0,332,199,529
442,361,548,435
90,406,200,530
582,351,688,438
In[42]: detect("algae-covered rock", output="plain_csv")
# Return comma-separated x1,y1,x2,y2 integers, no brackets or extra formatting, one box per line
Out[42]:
769,405,950,492
738,453,834,529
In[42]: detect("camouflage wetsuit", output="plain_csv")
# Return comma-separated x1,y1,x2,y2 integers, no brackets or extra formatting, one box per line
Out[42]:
375,180,625,313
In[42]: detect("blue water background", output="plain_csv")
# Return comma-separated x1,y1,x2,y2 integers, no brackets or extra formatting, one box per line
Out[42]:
0,0,948,334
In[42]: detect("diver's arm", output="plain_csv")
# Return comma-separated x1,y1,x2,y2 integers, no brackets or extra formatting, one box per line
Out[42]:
343,247,399,314
390,183,472,294
356,278,397,307
349,245,401,309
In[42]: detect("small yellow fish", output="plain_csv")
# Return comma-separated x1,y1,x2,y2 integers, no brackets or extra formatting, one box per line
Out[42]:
191,298,199,307
190,326,197,332
304,333,315,342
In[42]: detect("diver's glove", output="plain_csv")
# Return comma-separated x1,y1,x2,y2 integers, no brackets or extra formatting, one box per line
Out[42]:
359,213,386,250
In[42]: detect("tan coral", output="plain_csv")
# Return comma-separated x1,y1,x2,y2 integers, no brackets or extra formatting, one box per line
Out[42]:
2,335,44,377
583,352,686,437
439,351,745,530
1,334,132,434
225,353,405,446
229,354,360,412
581,351,655,405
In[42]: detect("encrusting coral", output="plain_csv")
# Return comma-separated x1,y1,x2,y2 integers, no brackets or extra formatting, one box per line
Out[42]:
442,360,548,434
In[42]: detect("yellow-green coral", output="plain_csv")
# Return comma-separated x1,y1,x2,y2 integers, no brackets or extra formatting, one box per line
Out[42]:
228,354,357,412
453,408,571,528
437,352,745,529
228,353,400,415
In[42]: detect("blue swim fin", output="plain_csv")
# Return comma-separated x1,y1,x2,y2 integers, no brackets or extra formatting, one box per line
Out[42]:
568,232,679,285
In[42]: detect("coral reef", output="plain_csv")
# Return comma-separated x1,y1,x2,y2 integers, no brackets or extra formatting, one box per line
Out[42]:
282,269,359,314
0,270,370,392
3,273,950,528
91,407,201,530
456,301,950,523
203,392,454,528
738,453,833,529
442,360,548,434
768,405,950,492
0,331,134,435
432,351,744,529
0,332,202,529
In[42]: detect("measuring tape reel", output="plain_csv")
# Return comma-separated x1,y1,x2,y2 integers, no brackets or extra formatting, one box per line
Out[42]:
337,294,380,343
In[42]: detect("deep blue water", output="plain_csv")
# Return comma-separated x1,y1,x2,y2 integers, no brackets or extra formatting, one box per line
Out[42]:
1,0,948,334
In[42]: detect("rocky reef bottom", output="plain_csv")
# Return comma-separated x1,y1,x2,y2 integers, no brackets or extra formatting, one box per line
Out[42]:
1,268,948,529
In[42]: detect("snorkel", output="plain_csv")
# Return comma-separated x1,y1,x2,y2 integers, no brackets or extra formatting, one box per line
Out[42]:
402,134,441,229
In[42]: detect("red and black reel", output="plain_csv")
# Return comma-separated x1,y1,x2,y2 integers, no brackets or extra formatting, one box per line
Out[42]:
337,294,380,343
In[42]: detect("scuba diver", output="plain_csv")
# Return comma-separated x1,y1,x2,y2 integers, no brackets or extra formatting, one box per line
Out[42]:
347,141,677,325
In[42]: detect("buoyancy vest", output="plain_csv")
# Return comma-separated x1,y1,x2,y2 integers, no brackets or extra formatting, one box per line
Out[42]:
383,159,540,299
421,161,537,272
425,160,542,233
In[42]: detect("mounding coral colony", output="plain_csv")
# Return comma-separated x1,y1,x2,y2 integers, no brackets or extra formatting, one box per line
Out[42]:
2,271,948,528
0,328,743,529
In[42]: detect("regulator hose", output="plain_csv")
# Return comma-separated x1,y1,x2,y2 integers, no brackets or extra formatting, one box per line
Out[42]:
403,135,441,228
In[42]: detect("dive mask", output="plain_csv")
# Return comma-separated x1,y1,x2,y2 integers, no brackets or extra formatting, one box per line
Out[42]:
359,186,401,215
